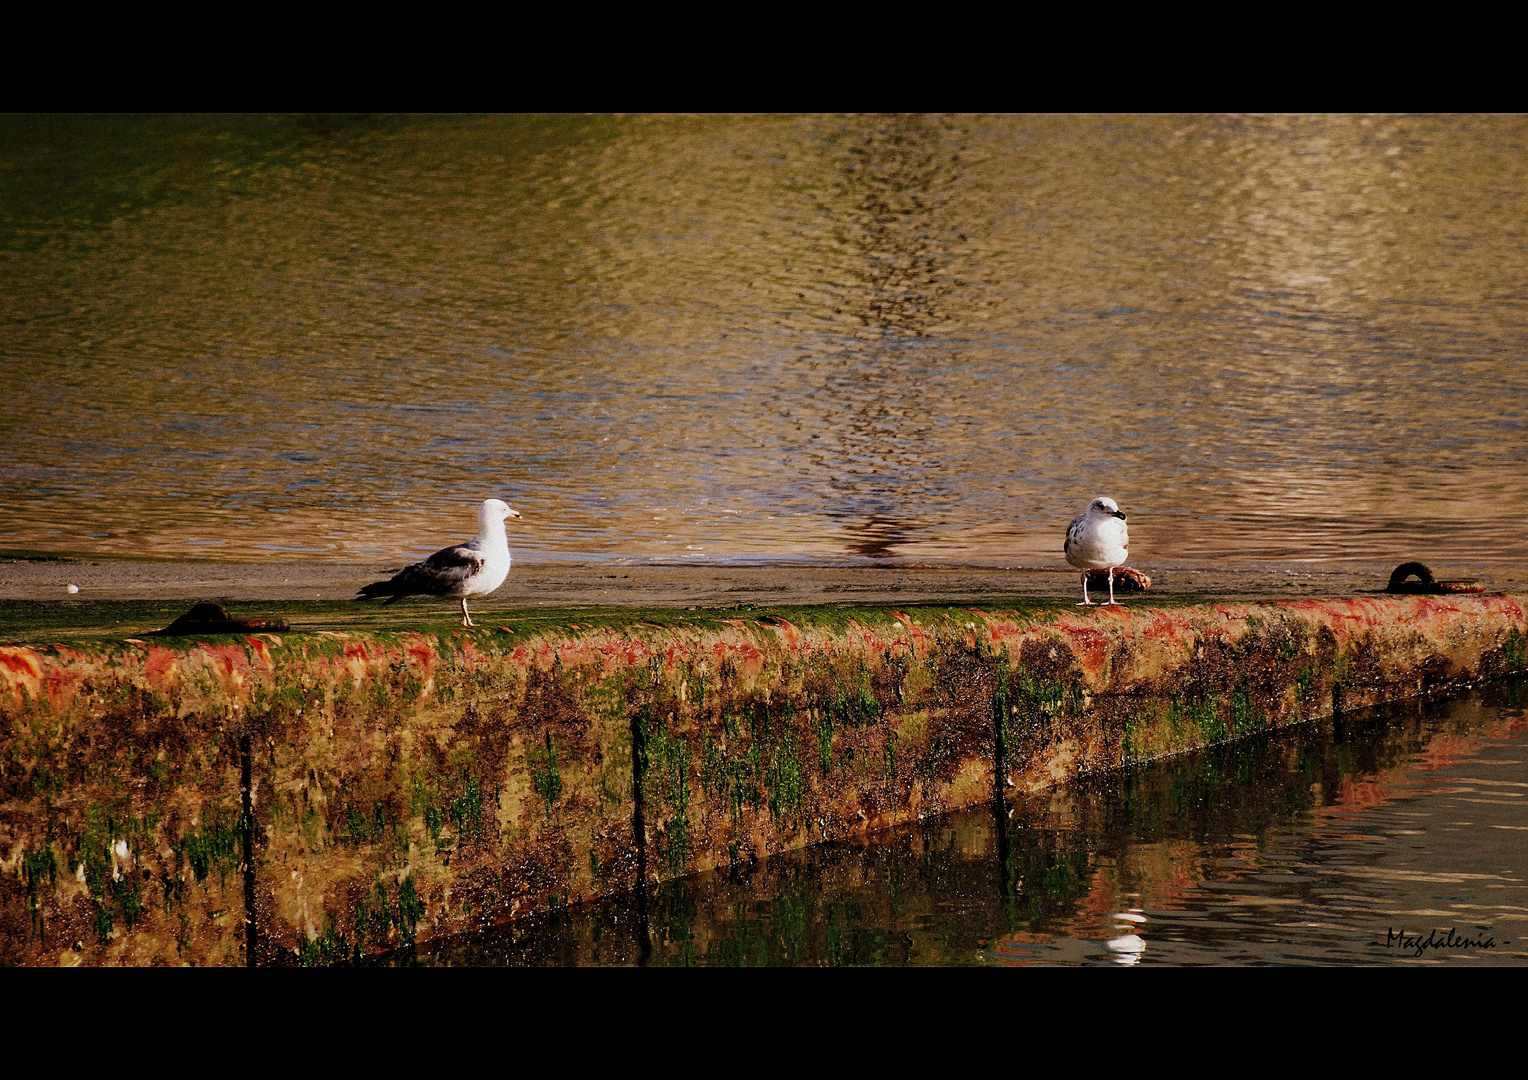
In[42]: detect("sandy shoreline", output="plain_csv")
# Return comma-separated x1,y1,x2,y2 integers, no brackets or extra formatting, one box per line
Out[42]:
4,556,1523,609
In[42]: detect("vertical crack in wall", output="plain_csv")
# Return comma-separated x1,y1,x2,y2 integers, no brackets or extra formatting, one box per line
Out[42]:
629,706,651,966
240,733,257,968
990,658,1015,911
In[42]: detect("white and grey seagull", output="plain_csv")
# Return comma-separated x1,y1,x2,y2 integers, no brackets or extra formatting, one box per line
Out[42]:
1064,496,1130,606
356,499,521,627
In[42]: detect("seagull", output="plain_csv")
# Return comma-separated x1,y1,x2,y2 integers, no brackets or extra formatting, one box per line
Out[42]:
356,499,521,627
1064,496,1129,606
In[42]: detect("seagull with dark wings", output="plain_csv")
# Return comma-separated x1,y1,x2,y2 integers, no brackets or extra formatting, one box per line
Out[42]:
356,499,521,627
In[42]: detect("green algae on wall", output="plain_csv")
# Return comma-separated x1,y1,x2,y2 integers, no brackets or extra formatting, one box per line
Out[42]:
1,593,1525,965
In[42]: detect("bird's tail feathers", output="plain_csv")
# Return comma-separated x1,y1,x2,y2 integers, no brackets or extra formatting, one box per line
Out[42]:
356,580,398,602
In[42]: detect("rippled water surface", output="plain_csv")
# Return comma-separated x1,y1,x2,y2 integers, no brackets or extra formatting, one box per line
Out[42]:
388,680,1528,967
3,114,1526,567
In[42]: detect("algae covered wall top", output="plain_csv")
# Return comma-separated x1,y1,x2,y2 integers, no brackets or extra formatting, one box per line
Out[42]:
2,593,1524,965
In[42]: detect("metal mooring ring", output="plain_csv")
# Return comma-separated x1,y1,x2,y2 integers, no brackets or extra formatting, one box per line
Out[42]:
1386,562,1484,595
1386,562,1436,592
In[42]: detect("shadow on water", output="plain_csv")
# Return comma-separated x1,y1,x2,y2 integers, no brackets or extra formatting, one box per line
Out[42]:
375,677,1528,966
839,515,919,558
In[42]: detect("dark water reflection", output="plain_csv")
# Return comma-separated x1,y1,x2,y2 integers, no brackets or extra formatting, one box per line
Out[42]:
386,678,1528,966
3,114,1527,568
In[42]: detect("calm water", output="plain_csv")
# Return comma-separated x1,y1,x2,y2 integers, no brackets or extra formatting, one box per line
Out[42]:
3,114,1526,569
387,679,1528,967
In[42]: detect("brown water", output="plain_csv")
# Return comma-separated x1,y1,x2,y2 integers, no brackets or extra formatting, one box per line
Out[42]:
3,114,1526,571
383,679,1528,967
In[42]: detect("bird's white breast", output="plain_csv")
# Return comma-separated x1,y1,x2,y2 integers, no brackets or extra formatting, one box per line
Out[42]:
463,550,510,597
1065,515,1129,570
459,522,512,597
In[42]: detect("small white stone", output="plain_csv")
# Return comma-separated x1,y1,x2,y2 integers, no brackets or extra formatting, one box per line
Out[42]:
66,584,80,593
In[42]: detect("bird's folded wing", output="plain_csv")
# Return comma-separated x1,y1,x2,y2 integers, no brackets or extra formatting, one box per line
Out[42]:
424,544,484,569
1064,514,1085,554
393,545,485,594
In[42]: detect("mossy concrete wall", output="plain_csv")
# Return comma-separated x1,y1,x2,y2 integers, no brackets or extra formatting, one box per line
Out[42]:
2,593,1525,966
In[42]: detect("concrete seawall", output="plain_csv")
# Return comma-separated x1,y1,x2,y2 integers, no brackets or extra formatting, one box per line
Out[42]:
3,593,1525,966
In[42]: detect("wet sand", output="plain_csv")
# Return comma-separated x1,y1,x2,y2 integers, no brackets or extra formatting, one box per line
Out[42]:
3,556,1523,610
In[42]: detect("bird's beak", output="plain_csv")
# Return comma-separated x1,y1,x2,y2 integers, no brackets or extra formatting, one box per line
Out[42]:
509,509,522,519
1113,511,1127,520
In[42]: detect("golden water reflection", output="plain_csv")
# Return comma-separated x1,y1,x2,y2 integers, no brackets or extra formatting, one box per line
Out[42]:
2,114,1524,567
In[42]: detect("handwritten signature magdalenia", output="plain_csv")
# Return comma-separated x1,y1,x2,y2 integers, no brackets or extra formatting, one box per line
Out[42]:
1378,927,1498,957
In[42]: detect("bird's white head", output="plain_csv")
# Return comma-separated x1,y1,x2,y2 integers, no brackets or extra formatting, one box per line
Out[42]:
479,498,522,526
1089,497,1126,520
